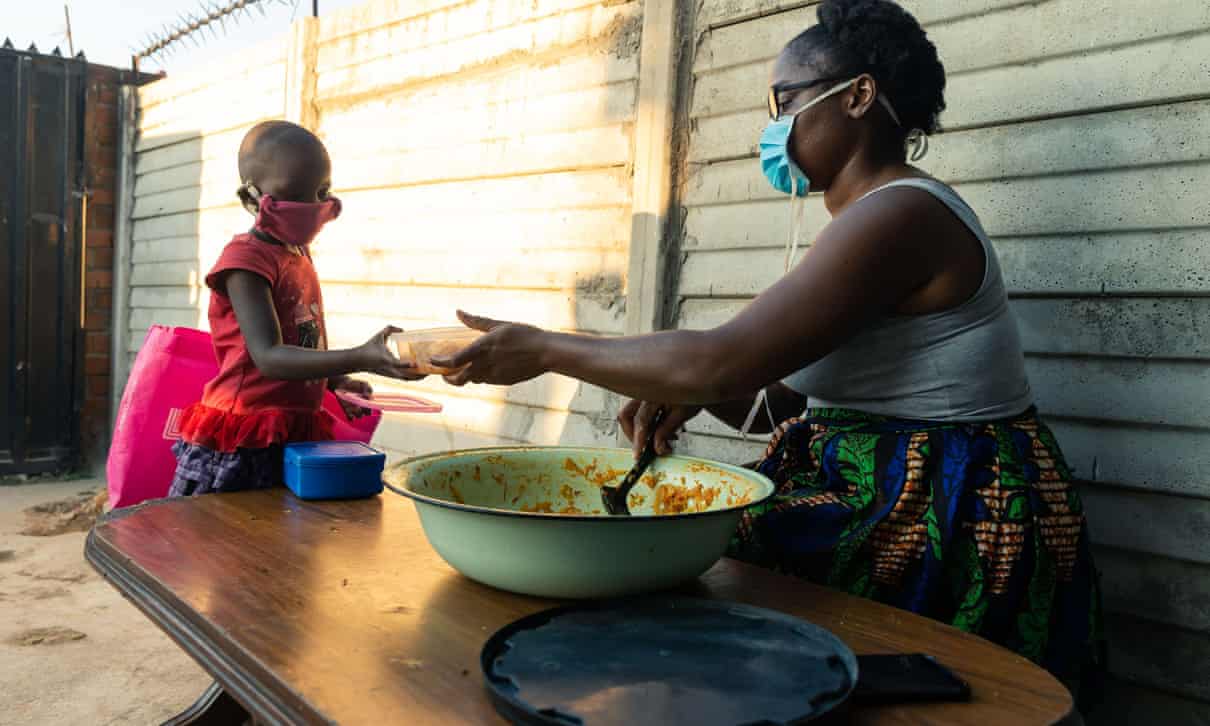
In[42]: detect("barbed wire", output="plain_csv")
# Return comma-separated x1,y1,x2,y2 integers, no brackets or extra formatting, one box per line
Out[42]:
132,0,293,67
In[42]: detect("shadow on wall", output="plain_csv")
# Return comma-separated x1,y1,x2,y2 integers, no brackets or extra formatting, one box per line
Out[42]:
123,124,215,379
312,181,633,461
303,0,647,461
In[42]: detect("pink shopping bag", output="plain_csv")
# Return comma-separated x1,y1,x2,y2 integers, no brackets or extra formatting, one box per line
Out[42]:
106,326,381,508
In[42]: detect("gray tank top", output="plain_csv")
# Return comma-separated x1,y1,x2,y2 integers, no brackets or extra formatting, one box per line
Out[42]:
782,177,1033,422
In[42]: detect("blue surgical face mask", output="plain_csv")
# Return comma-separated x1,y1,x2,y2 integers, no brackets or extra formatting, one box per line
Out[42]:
759,78,858,197
758,117,810,198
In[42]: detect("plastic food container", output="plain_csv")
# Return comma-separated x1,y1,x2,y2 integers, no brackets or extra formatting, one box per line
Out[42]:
390,328,483,375
283,441,386,500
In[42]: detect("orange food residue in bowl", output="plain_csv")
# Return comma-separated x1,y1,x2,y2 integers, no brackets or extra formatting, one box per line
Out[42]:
558,483,581,507
653,483,720,515
510,483,527,505
726,491,754,508
640,470,668,490
411,454,756,516
520,500,587,515
562,457,627,488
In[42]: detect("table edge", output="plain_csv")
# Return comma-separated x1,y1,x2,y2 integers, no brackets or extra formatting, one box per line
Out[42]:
85,522,332,726
711,560,1077,725
87,498,1078,726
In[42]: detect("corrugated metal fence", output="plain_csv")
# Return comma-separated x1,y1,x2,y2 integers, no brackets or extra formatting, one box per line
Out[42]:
668,0,1210,714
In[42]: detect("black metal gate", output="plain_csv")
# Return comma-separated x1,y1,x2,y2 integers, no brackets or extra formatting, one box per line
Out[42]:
0,46,86,475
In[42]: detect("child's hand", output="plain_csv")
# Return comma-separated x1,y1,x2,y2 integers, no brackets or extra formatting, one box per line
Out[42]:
358,326,427,381
329,376,374,419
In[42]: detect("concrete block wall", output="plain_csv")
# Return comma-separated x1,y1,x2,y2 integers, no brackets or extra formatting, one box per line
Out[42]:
667,0,1210,715
308,0,650,459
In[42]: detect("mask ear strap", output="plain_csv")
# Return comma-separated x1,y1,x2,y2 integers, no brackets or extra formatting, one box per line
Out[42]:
877,95,901,126
238,181,263,215
759,176,809,441
739,387,778,441
785,176,808,270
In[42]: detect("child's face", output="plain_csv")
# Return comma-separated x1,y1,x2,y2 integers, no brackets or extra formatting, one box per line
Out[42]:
256,146,333,204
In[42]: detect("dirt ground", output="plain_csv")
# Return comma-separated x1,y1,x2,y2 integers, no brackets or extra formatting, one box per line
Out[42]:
0,480,204,725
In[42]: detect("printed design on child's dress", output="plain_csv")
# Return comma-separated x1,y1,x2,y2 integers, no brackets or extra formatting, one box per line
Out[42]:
295,301,322,350
292,301,327,388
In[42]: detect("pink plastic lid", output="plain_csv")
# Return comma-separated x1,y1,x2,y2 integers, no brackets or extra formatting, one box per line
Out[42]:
335,390,443,414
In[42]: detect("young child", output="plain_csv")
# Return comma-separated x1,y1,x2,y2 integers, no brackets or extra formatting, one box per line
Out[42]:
170,120,420,496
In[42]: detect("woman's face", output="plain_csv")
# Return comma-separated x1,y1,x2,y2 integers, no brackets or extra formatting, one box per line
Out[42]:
769,49,867,191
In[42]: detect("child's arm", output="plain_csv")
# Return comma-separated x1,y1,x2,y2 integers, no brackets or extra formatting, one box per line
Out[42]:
225,270,419,381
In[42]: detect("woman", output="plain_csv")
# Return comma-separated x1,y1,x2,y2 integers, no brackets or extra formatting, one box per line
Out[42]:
434,0,1104,702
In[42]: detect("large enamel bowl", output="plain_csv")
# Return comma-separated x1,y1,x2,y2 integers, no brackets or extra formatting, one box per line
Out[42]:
384,446,776,599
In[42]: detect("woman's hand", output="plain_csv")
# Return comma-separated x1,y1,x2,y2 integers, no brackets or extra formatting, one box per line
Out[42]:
358,326,427,381
618,399,701,457
435,311,550,387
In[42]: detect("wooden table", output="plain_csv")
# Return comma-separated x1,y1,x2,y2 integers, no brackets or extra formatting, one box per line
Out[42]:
86,490,1075,725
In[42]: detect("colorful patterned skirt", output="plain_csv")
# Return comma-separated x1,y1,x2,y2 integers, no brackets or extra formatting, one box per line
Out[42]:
728,407,1106,700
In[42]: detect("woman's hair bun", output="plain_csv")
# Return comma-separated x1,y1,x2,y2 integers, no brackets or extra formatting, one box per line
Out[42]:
790,0,946,134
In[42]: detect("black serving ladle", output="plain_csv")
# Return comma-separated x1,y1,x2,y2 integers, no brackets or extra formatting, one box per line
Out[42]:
601,407,667,516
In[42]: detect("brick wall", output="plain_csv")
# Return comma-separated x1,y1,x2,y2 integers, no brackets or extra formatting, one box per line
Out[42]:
79,64,122,469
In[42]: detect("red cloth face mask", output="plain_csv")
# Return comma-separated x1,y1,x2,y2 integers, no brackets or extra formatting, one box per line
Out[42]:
242,185,342,247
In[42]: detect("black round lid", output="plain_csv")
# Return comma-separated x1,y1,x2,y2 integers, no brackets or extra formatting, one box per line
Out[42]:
481,598,858,726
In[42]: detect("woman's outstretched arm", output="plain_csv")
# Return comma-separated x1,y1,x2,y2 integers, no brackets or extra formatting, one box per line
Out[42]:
435,187,941,404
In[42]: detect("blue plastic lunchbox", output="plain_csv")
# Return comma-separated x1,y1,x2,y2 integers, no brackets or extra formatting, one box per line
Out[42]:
283,441,386,500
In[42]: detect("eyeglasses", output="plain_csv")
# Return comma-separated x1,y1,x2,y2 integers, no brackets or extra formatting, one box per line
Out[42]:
767,77,843,120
